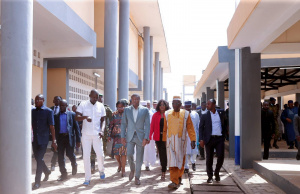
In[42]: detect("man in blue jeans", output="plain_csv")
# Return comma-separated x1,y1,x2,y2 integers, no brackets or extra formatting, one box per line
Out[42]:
32,94,57,190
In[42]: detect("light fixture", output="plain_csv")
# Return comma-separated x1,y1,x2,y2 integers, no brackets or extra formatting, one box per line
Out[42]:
93,72,100,77
279,67,300,70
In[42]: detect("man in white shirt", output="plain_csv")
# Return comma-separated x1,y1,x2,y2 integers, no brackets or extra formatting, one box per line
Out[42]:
199,99,227,183
76,90,106,186
150,100,158,115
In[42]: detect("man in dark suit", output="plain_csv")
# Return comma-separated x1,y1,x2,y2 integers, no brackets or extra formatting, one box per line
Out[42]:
54,99,81,181
32,94,57,190
49,96,62,171
199,99,227,183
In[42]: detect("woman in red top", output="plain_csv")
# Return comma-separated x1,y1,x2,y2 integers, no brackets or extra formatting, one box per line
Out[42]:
150,100,170,180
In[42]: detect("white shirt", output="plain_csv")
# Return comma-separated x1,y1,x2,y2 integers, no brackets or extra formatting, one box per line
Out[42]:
150,108,156,115
210,111,222,136
53,106,60,114
132,105,139,122
77,100,106,136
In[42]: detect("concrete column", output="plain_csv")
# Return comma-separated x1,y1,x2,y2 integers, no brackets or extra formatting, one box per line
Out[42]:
229,52,236,159
149,36,153,103
0,0,33,193
161,67,164,100
277,96,282,110
154,52,160,100
239,47,261,169
206,87,214,101
296,93,300,104
143,27,150,101
165,91,168,101
66,69,69,104
197,99,200,106
118,0,130,100
201,92,206,103
183,85,185,103
158,62,162,100
216,80,225,109
43,60,48,106
104,0,118,111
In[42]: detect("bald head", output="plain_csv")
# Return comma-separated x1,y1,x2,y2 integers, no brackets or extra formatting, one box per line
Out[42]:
89,89,99,104
35,94,44,108
60,99,68,113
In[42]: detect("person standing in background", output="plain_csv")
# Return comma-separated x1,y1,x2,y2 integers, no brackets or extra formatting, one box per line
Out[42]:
49,96,62,171
197,101,207,160
261,101,275,160
269,97,280,149
184,101,199,173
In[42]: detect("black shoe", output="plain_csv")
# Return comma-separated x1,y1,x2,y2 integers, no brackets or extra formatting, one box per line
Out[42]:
215,174,220,182
57,173,68,181
145,166,150,171
43,170,51,182
32,183,40,190
179,177,183,185
288,146,294,149
269,144,272,149
296,155,300,160
184,169,189,173
72,165,77,175
192,163,196,171
207,177,213,183
273,144,279,149
91,165,95,174
200,156,205,160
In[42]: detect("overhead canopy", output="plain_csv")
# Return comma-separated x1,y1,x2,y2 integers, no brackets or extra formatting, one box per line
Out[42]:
130,0,171,73
33,0,96,58
193,47,229,98
227,0,300,56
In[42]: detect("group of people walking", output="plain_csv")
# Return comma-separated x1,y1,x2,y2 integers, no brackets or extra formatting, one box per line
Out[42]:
261,97,300,160
31,89,228,190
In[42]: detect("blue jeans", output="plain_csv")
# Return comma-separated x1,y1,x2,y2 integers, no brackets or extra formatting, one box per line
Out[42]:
127,133,144,179
32,141,49,184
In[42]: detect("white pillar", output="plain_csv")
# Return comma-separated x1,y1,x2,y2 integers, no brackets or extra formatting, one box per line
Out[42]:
154,52,160,100
143,27,150,100
158,62,162,100
43,60,48,106
104,0,118,110
161,67,164,100
118,0,130,100
149,36,153,103
0,0,33,193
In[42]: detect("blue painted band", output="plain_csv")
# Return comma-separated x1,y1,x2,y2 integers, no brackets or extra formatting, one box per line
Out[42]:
235,136,240,165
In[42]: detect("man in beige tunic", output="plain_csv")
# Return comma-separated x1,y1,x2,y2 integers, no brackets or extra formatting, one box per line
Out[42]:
165,96,196,189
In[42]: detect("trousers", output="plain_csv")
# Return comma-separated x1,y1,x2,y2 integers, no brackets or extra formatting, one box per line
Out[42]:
127,133,144,179
32,140,49,184
82,134,104,180
205,136,225,178
184,154,196,169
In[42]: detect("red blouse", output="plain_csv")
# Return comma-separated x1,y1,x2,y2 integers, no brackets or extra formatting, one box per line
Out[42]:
150,111,167,141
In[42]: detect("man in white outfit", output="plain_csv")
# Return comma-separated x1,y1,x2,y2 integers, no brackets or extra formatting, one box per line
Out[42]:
184,101,200,173
75,89,106,186
142,100,156,171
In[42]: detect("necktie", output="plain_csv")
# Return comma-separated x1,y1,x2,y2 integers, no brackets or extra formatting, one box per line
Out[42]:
54,107,57,114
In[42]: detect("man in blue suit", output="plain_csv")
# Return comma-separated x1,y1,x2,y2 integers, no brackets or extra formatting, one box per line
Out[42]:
54,99,81,181
121,94,150,185
32,94,57,190
199,99,227,183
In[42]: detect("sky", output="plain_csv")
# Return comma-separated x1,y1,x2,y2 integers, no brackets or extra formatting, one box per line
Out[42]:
158,0,236,102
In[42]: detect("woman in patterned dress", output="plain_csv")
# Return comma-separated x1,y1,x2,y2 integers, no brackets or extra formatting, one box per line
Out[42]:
107,100,127,177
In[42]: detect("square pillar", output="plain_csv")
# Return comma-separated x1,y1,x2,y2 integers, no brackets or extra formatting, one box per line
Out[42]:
201,92,206,103
239,47,261,169
277,96,282,110
296,93,300,104
206,87,214,101
216,80,225,109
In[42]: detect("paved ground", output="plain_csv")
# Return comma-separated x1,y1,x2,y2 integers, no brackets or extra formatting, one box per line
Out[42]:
31,150,190,194
31,149,286,194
